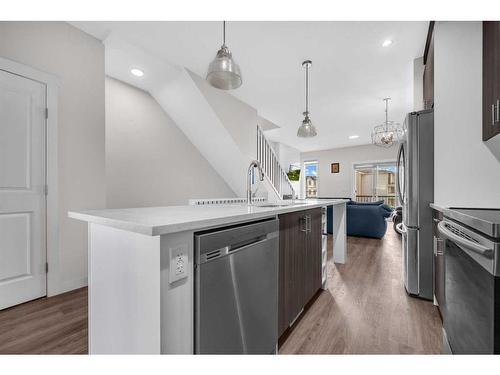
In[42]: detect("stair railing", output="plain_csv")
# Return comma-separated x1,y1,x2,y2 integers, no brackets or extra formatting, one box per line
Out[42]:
256,125,296,200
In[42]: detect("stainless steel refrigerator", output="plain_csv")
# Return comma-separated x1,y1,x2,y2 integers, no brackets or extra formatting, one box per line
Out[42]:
396,109,434,300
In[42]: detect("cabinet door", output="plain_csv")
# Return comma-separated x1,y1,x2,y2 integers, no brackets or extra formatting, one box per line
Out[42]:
278,212,293,335
278,211,304,335
303,208,322,305
483,21,500,141
292,212,307,322
278,209,323,337
278,213,287,336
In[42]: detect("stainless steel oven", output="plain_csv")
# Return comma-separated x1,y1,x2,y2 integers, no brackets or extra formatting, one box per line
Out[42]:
437,217,500,353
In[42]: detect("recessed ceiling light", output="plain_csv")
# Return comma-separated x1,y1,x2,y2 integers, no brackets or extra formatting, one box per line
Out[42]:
382,39,393,47
130,68,144,77
349,135,360,139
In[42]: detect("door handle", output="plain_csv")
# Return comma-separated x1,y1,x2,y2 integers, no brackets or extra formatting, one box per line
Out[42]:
300,216,307,232
300,215,312,233
497,99,499,124
437,221,492,258
493,100,500,125
396,143,405,205
433,236,444,256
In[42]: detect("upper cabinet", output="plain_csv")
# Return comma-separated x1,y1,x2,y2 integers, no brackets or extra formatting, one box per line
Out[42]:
483,21,500,141
423,22,435,110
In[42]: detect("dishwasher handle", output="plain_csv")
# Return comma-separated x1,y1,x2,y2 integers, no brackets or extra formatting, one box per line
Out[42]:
228,236,268,254
198,236,272,264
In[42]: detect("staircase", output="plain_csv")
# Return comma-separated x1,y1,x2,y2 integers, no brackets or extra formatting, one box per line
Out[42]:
103,34,297,201
256,126,296,200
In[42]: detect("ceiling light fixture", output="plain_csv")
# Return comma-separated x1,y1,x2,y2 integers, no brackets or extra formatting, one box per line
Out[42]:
297,60,317,138
382,39,393,47
206,21,242,90
371,98,404,148
349,135,360,139
130,68,144,77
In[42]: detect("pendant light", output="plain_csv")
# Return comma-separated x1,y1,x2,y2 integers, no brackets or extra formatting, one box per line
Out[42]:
206,21,242,90
371,98,403,147
297,60,317,138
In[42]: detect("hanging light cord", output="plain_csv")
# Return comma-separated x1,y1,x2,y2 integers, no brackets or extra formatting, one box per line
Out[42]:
384,98,390,130
222,21,226,46
305,63,309,115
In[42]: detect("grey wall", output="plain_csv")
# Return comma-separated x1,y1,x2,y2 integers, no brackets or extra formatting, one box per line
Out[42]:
301,144,397,198
434,21,500,207
0,21,106,294
105,77,235,208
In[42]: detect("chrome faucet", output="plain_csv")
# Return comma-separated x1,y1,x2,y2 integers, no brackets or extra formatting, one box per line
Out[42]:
247,160,265,205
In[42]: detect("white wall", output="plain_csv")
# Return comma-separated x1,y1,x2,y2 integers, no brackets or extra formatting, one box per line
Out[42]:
434,21,500,207
301,144,397,198
0,22,106,294
274,142,301,172
189,70,257,160
106,77,235,208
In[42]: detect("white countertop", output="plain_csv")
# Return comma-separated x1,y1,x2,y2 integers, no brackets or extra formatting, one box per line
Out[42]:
430,203,447,212
69,199,348,236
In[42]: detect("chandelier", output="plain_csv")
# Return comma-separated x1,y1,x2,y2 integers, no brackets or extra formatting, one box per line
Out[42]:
371,98,403,147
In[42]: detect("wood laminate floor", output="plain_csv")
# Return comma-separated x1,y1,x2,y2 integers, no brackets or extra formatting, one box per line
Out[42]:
0,288,88,354
279,229,442,354
0,228,441,354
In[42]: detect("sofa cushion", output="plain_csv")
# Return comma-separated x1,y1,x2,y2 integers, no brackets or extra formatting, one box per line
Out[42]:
379,204,394,217
345,204,389,239
349,200,385,206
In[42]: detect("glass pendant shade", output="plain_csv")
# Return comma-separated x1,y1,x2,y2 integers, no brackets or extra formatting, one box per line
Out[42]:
297,60,317,138
206,21,242,90
206,45,242,90
297,113,317,137
371,98,403,147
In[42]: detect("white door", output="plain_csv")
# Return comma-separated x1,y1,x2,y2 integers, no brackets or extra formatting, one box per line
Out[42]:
0,69,47,309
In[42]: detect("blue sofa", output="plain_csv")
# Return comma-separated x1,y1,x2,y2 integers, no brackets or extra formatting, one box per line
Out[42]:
327,200,393,239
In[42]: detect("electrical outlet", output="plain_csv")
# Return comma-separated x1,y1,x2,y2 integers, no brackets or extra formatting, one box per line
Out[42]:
169,245,188,284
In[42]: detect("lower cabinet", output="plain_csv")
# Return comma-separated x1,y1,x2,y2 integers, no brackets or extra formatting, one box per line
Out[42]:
278,208,322,337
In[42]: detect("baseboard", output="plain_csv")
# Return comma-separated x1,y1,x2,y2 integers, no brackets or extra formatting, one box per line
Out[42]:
48,276,88,297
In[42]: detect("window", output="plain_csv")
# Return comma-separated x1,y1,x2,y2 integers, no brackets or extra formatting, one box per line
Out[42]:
304,161,318,198
354,162,397,207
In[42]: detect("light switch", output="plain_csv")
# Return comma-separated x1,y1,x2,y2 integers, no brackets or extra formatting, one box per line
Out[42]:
169,245,188,283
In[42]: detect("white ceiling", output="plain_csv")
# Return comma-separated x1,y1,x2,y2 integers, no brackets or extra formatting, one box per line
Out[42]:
71,21,428,152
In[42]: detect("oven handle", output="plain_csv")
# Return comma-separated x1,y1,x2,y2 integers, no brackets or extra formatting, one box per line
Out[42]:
437,221,493,258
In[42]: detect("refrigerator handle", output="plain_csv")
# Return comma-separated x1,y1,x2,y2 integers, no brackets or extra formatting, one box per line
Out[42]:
396,142,405,205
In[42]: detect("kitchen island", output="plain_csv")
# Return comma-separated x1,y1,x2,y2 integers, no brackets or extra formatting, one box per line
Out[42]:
69,199,348,354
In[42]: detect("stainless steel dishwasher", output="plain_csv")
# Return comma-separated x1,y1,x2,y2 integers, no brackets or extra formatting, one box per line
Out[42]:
194,218,279,354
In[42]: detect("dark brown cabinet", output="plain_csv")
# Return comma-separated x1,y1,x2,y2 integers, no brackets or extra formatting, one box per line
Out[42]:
278,208,322,337
483,21,500,141
423,22,435,110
